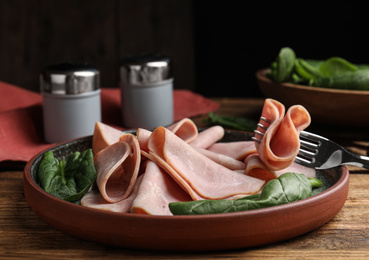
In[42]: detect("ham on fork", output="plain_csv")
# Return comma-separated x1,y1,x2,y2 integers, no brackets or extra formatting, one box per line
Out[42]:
255,99,311,171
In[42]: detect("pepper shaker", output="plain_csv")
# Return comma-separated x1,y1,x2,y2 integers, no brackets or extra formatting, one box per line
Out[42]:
40,62,101,143
119,53,174,129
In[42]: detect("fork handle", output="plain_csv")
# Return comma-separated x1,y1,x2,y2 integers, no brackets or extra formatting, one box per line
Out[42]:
343,150,369,169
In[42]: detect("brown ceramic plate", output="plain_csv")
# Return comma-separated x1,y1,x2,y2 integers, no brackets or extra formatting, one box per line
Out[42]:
23,130,349,252
256,68,369,127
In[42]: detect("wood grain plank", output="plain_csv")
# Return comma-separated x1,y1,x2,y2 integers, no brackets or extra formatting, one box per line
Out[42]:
1,169,369,259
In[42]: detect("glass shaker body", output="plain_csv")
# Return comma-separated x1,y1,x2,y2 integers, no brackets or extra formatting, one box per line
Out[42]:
40,62,101,143
119,54,174,129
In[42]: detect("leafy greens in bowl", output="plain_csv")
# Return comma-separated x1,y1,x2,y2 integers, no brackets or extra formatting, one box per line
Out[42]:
268,47,369,90
256,47,369,127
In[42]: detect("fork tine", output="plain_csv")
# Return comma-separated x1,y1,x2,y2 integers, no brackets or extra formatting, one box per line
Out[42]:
300,139,319,151
300,130,328,142
254,129,265,136
256,123,268,130
252,130,264,143
252,117,271,143
297,147,316,161
294,155,313,166
251,137,261,143
260,117,271,124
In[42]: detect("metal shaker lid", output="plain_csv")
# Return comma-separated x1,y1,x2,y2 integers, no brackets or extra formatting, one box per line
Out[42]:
40,62,100,94
119,53,172,86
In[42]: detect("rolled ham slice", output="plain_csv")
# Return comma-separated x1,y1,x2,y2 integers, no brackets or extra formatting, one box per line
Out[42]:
244,153,315,182
256,99,311,171
137,118,198,153
119,132,141,181
136,128,152,153
92,121,123,155
94,134,141,203
244,154,278,182
148,127,265,200
81,175,143,213
131,161,191,215
166,118,198,143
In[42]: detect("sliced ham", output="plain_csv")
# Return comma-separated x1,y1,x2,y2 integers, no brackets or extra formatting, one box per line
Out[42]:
193,146,246,170
92,121,123,155
147,127,265,200
256,99,311,171
81,175,143,213
244,154,278,182
119,132,141,183
136,128,152,153
137,118,198,153
189,125,224,149
131,161,191,215
166,118,198,143
255,99,285,144
94,134,141,203
207,141,257,161
84,98,315,215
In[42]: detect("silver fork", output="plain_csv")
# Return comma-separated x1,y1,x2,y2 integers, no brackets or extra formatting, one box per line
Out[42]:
252,117,369,170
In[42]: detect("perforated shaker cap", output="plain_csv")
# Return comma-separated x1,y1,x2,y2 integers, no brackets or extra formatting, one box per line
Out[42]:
40,62,100,94
119,53,172,86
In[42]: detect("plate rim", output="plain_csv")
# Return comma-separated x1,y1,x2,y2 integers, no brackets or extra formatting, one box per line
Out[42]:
23,129,350,251
24,131,347,220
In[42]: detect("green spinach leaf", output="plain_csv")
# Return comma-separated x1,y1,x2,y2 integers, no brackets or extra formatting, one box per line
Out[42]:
275,47,296,83
38,149,96,202
294,58,323,81
319,57,357,77
169,172,320,215
312,69,369,90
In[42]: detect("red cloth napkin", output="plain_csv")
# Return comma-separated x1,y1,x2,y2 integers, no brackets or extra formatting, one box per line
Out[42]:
0,81,219,162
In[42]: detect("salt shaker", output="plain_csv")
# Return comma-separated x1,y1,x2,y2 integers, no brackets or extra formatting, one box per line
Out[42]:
40,62,101,143
119,53,174,129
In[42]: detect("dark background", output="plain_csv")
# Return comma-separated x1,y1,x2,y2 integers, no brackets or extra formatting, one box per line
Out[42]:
1,1,369,98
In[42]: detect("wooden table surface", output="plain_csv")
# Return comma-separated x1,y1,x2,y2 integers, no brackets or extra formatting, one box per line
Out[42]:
2,98,369,259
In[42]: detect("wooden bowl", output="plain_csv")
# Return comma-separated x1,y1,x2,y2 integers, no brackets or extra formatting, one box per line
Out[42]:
23,131,349,252
256,68,369,127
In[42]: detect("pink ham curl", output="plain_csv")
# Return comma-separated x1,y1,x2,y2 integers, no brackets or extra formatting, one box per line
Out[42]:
255,99,311,171
81,175,143,213
147,126,265,200
94,133,141,203
244,154,316,183
165,117,199,143
136,117,199,154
